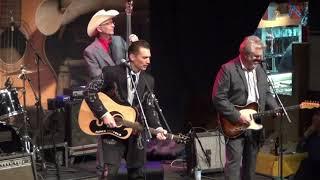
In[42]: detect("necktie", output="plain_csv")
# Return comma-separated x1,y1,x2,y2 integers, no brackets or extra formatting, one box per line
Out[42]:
131,73,137,89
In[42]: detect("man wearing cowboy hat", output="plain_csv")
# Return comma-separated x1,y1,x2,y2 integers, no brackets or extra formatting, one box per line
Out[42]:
84,9,138,79
83,9,139,179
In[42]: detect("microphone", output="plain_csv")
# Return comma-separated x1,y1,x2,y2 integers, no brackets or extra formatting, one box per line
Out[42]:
259,60,268,69
259,60,268,65
120,59,131,69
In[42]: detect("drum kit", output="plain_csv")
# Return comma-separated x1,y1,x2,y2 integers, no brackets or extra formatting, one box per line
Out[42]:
0,66,38,154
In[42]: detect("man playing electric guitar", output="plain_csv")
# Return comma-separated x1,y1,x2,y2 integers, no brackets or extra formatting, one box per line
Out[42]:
84,40,167,180
212,36,279,180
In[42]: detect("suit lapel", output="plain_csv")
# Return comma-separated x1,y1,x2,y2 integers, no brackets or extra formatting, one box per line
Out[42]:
118,67,128,101
93,38,116,66
256,65,264,99
110,36,125,65
136,72,146,99
235,58,248,93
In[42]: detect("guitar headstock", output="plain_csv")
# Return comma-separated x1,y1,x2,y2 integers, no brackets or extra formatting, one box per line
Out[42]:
175,133,191,144
300,101,320,109
125,0,133,16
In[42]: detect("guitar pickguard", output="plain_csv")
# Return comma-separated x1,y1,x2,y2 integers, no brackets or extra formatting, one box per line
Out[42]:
89,119,129,138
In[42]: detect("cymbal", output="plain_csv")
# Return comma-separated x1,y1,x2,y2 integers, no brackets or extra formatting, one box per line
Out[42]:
3,69,44,76
0,86,24,91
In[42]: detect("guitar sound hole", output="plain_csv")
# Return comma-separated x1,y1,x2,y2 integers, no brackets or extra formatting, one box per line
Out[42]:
0,28,26,64
113,114,124,126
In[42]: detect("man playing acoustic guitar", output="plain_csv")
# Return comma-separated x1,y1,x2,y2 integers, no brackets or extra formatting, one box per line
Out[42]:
212,35,279,180
84,40,167,180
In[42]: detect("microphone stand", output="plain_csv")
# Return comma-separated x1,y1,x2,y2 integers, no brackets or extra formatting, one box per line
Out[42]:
184,122,212,179
19,69,34,154
143,78,172,133
26,39,48,172
125,65,152,141
260,62,292,180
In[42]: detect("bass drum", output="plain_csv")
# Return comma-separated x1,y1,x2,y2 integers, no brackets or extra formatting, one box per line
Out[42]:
0,124,23,154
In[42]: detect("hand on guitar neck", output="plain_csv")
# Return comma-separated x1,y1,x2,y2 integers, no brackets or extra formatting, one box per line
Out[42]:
155,127,168,140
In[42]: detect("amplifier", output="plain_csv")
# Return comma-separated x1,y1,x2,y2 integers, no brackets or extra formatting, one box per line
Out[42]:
186,131,226,174
0,153,37,180
63,87,86,100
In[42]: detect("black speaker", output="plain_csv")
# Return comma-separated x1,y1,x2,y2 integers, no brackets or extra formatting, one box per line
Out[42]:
65,100,96,147
0,153,37,180
309,0,320,31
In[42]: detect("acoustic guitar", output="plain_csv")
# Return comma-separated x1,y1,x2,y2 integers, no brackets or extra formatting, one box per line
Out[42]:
218,101,320,138
78,92,189,144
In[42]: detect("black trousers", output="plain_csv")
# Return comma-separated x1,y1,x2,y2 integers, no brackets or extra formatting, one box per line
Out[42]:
224,133,260,180
294,159,320,180
97,135,146,180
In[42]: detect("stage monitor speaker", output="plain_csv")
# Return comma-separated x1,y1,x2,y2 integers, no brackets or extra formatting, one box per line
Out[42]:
65,100,97,147
194,131,226,173
0,153,37,180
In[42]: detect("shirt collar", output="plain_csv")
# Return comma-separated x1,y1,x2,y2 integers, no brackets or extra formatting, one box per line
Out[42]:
130,69,141,77
98,36,112,52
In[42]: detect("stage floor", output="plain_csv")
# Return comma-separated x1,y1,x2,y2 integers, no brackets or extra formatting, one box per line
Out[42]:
38,157,282,180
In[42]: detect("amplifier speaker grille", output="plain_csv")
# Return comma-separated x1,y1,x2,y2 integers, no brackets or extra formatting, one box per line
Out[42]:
0,153,37,180
187,131,226,173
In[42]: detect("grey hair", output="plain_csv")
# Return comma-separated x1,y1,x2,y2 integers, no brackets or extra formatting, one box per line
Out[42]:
239,35,265,55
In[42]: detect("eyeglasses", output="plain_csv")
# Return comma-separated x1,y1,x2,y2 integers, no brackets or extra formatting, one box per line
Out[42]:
100,20,115,26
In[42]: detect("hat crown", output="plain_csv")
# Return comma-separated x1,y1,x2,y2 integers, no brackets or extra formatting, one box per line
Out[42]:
93,9,119,17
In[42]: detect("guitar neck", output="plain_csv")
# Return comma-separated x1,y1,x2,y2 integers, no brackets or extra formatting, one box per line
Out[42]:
121,120,180,141
126,15,132,44
125,0,133,45
254,105,300,119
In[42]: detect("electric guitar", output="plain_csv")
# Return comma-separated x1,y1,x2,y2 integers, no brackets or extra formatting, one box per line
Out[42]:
218,101,320,138
78,92,189,144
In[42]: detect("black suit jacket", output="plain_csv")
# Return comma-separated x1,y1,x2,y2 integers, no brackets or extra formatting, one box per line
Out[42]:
212,56,279,123
85,64,161,129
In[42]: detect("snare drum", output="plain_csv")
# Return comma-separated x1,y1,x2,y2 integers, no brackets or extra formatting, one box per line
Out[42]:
0,88,23,121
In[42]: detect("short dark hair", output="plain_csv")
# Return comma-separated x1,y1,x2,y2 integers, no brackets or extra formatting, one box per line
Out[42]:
128,40,150,55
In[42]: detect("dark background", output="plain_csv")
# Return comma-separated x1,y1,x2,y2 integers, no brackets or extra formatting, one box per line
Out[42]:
45,0,317,134
149,1,270,132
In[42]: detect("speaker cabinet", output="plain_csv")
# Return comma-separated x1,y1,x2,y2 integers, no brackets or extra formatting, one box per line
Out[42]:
65,100,96,147
187,131,226,173
0,153,37,180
